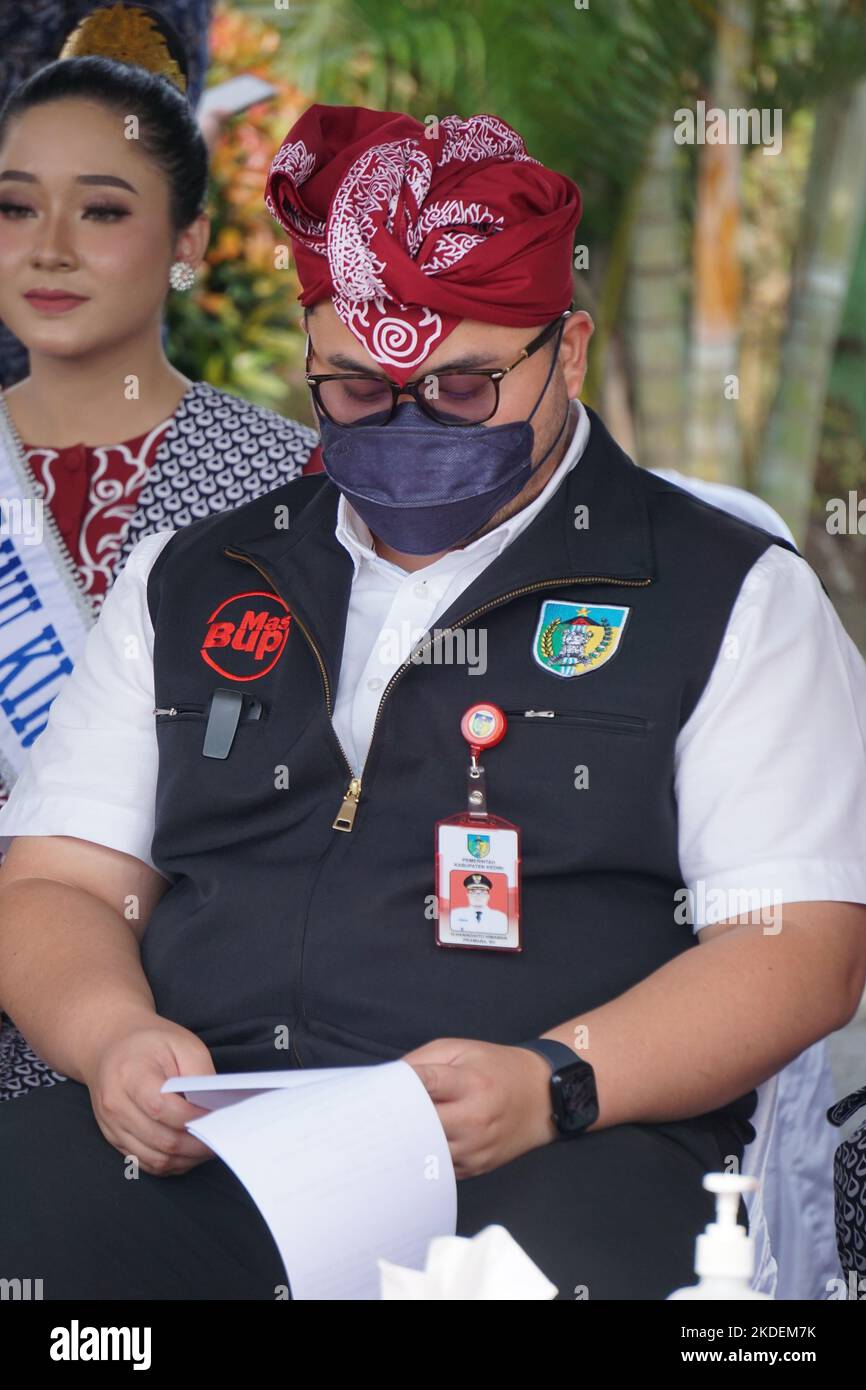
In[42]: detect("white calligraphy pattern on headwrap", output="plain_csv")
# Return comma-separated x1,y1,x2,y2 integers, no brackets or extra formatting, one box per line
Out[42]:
268,114,544,372
264,140,322,243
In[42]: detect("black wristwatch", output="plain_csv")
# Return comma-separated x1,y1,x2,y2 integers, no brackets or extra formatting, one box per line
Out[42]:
517,1038,599,1139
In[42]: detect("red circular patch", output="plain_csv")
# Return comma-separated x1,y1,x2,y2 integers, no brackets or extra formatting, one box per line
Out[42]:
200,590,291,681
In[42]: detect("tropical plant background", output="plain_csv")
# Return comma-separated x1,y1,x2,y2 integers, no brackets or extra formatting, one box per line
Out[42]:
167,0,866,650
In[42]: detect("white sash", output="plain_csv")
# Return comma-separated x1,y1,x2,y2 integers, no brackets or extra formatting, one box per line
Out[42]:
0,395,95,789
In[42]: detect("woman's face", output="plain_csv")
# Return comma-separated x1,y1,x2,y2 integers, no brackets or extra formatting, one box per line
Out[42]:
0,98,200,361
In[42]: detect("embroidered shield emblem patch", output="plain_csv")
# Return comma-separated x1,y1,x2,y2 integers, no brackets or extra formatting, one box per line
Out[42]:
532,601,630,679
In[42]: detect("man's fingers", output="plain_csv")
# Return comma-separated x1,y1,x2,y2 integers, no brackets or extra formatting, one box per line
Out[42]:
96,1111,211,1172
135,1082,211,1130
102,1109,213,1168
409,1061,475,1104
128,1102,214,1161
124,1056,212,1130
98,1069,215,1164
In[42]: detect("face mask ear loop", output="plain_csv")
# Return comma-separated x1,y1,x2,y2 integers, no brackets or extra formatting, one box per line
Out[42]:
536,394,573,468
524,319,573,473
526,317,568,426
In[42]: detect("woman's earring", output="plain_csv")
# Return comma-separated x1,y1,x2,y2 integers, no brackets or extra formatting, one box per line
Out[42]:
169,260,196,291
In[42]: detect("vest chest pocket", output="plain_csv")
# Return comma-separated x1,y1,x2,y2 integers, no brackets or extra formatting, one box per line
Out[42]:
488,706,658,864
155,691,267,759
503,708,649,737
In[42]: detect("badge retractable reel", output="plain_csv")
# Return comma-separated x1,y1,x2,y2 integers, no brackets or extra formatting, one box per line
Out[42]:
434,703,522,952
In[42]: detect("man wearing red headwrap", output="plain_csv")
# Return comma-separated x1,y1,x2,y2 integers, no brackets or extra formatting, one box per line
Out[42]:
256,103,866,1300
0,101,863,1309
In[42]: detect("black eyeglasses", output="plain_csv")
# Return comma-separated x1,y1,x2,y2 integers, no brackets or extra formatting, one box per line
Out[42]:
305,310,571,427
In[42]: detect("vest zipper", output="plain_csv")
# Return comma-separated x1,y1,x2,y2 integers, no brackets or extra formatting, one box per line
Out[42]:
333,777,362,831
223,545,650,829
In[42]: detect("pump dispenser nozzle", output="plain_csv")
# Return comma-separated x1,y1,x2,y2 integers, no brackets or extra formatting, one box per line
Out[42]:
667,1171,773,1300
696,1174,758,1280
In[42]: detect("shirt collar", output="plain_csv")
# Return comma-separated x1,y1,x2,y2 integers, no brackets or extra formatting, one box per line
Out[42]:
222,403,654,706
335,398,591,579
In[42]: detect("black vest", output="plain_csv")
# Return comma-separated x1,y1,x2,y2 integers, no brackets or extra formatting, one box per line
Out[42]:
143,407,798,1144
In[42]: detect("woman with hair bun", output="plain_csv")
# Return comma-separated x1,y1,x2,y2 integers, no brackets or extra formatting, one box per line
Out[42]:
0,1,216,385
0,7,316,1100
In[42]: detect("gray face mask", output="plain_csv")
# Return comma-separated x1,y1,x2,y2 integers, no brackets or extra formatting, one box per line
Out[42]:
316,332,570,555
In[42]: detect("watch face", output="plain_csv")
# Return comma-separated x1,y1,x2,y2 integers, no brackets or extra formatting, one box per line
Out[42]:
552,1061,599,1133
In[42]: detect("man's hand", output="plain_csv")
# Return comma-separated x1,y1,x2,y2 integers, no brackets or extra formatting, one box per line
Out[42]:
82,1012,218,1177
402,1037,558,1179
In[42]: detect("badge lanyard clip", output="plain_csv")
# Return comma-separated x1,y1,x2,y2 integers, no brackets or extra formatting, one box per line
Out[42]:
466,746,488,818
434,702,522,953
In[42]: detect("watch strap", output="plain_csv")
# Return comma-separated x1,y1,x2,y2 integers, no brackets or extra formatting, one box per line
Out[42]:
517,1038,579,1072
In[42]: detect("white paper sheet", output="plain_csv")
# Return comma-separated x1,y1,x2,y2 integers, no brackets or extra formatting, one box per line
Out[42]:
161,1061,456,1300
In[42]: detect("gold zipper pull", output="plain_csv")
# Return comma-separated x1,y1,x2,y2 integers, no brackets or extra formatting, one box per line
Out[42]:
332,777,362,832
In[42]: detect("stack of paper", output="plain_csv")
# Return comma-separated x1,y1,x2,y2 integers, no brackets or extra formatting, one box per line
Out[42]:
162,1059,457,1299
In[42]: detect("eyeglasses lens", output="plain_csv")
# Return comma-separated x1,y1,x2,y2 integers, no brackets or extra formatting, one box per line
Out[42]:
317,373,498,425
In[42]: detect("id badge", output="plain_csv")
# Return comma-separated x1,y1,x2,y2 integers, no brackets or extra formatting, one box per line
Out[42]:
434,703,522,952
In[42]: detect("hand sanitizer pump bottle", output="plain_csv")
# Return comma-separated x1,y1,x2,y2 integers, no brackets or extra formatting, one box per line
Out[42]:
667,1173,773,1300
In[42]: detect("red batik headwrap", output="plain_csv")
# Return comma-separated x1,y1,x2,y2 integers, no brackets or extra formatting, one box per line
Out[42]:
264,105,582,385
